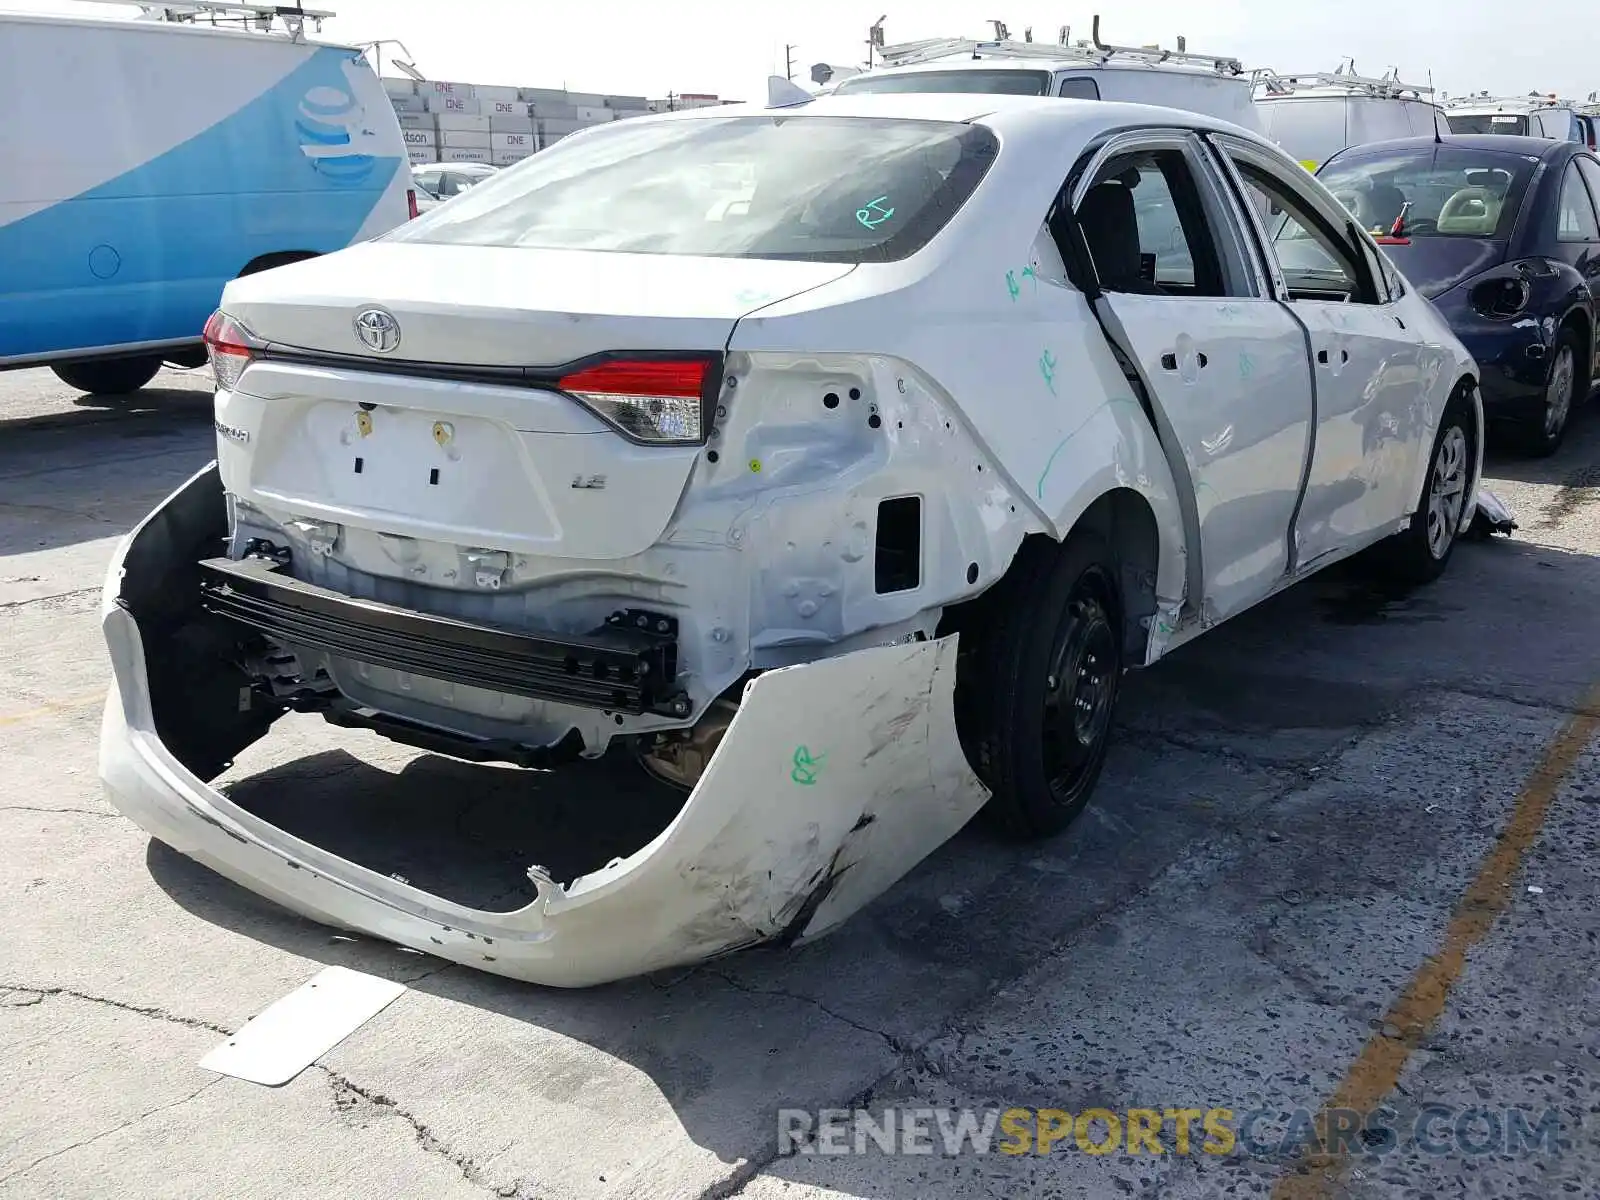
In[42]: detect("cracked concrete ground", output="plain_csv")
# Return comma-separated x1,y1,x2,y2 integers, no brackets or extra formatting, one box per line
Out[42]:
3,371,1600,1199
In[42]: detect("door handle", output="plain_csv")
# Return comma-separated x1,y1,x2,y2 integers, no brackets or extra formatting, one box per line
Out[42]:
1160,351,1208,371
1317,349,1350,365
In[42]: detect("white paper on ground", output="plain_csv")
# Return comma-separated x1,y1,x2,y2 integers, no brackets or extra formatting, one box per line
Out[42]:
199,966,407,1086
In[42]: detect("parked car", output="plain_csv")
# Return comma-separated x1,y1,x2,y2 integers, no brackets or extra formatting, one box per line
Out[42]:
102,88,1483,987
0,6,416,395
1317,135,1600,454
410,162,499,201
1255,68,1448,172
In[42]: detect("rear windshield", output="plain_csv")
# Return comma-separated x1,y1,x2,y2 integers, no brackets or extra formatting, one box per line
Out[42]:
1314,145,1538,238
833,69,1050,96
1448,114,1530,135
386,115,997,263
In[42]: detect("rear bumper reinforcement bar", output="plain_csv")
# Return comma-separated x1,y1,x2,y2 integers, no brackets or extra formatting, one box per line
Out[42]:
197,555,683,716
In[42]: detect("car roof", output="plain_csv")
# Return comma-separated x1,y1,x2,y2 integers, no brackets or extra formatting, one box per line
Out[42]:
639,90,1262,139
1326,133,1574,161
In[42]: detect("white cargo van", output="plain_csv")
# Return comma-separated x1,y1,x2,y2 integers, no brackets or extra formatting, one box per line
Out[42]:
1443,93,1598,149
829,16,1261,132
1255,68,1447,171
0,0,415,395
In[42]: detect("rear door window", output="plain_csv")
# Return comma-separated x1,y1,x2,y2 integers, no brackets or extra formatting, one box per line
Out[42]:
1449,114,1530,135
832,69,1050,96
1057,76,1101,100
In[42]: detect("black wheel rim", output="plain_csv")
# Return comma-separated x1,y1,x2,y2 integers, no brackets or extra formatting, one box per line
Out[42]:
1041,576,1118,802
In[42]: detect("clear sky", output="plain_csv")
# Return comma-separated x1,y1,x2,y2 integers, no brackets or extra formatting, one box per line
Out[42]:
8,0,1596,103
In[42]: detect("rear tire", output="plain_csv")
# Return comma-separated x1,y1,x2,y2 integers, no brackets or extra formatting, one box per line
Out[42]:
957,532,1124,841
51,355,163,396
1506,327,1582,457
1372,391,1474,586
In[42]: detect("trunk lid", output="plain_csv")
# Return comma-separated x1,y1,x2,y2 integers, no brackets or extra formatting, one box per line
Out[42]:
216,244,855,562
221,241,855,364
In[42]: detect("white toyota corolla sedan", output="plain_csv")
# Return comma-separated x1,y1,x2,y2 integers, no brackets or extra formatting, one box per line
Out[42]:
100,86,1484,987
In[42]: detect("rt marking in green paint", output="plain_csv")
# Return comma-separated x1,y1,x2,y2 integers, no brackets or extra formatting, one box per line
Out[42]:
791,745,827,786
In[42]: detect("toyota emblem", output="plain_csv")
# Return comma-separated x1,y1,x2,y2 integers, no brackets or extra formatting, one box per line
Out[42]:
353,308,401,354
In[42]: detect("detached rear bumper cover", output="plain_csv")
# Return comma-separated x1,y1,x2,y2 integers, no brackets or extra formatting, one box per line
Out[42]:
100,466,990,987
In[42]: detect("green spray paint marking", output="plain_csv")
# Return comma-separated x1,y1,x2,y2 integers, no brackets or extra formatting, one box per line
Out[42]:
855,196,895,230
1039,349,1058,395
1005,265,1039,302
791,745,827,785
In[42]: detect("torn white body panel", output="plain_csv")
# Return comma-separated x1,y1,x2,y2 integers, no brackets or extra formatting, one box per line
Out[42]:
100,476,989,986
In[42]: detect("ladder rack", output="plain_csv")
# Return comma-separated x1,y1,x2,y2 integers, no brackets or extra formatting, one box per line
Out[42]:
59,0,335,41
877,14,1243,76
1441,92,1572,111
1258,67,1433,100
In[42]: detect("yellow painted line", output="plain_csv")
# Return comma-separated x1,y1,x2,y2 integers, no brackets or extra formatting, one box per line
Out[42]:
1272,683,1600,1199
0,690,106,727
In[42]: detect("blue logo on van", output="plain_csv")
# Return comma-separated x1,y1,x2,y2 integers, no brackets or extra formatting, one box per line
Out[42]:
295,79,378,185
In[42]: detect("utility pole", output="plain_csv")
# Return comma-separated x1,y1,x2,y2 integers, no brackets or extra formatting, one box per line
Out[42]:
784,44,796,81
867,15,886,69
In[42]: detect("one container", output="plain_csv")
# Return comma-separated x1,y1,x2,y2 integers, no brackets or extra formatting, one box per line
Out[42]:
435,112,491,132
483,97,530,118
427,94,481,115
440,145,491,163
427,79,476,100
439,129,491,149
490,130,535,152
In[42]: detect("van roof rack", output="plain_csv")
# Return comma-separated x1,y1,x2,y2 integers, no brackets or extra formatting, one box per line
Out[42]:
1442,91,1573,112
877,13,1244,76
63,0,335,41
1258,65,1433,100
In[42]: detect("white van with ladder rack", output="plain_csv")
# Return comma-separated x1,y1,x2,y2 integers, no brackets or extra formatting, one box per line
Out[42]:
1442,93,1598,149
1255,65,1448,172
827,15,1262,131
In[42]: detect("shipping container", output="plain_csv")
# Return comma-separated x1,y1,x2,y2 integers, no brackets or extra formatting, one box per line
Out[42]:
491,148,535,166
530,101,579,119
408,145,438,164
483,97,530,117
381,77,416,97
402,128,437,147
539,118,582,137
427,94,481,115
606,94,649,108
440,145,491,163
519,86,571,103
439,129,491,149
389,94,427,114
427,79,476,99
474,83,520,104
396,112,434,130
435,112,491,132
574,105,614,122
489,114,535,134
490,130,535,151
567,91,606,106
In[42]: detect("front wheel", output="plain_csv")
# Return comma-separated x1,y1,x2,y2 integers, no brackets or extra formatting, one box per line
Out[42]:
51,355,163,396
1373,394,1475,585
956,532,1124,840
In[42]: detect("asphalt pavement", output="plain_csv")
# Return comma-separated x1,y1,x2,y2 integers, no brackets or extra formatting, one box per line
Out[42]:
3,367,1598,1199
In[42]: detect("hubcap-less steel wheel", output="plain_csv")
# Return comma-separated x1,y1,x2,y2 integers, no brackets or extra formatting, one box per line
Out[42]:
1041,579,1117,801
1544,344,1576,438
1426,425,1468,560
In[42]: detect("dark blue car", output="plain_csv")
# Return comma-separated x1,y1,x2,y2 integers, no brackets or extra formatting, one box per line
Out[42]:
1316,135,1600,455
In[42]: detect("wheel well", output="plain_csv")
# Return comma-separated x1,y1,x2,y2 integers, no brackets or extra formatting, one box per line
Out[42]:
940,489,1160,662
237,251,319,278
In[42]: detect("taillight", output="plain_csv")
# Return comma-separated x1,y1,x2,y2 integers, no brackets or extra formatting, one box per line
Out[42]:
557,357,717,445
407,188,420,220
202,310,261,391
